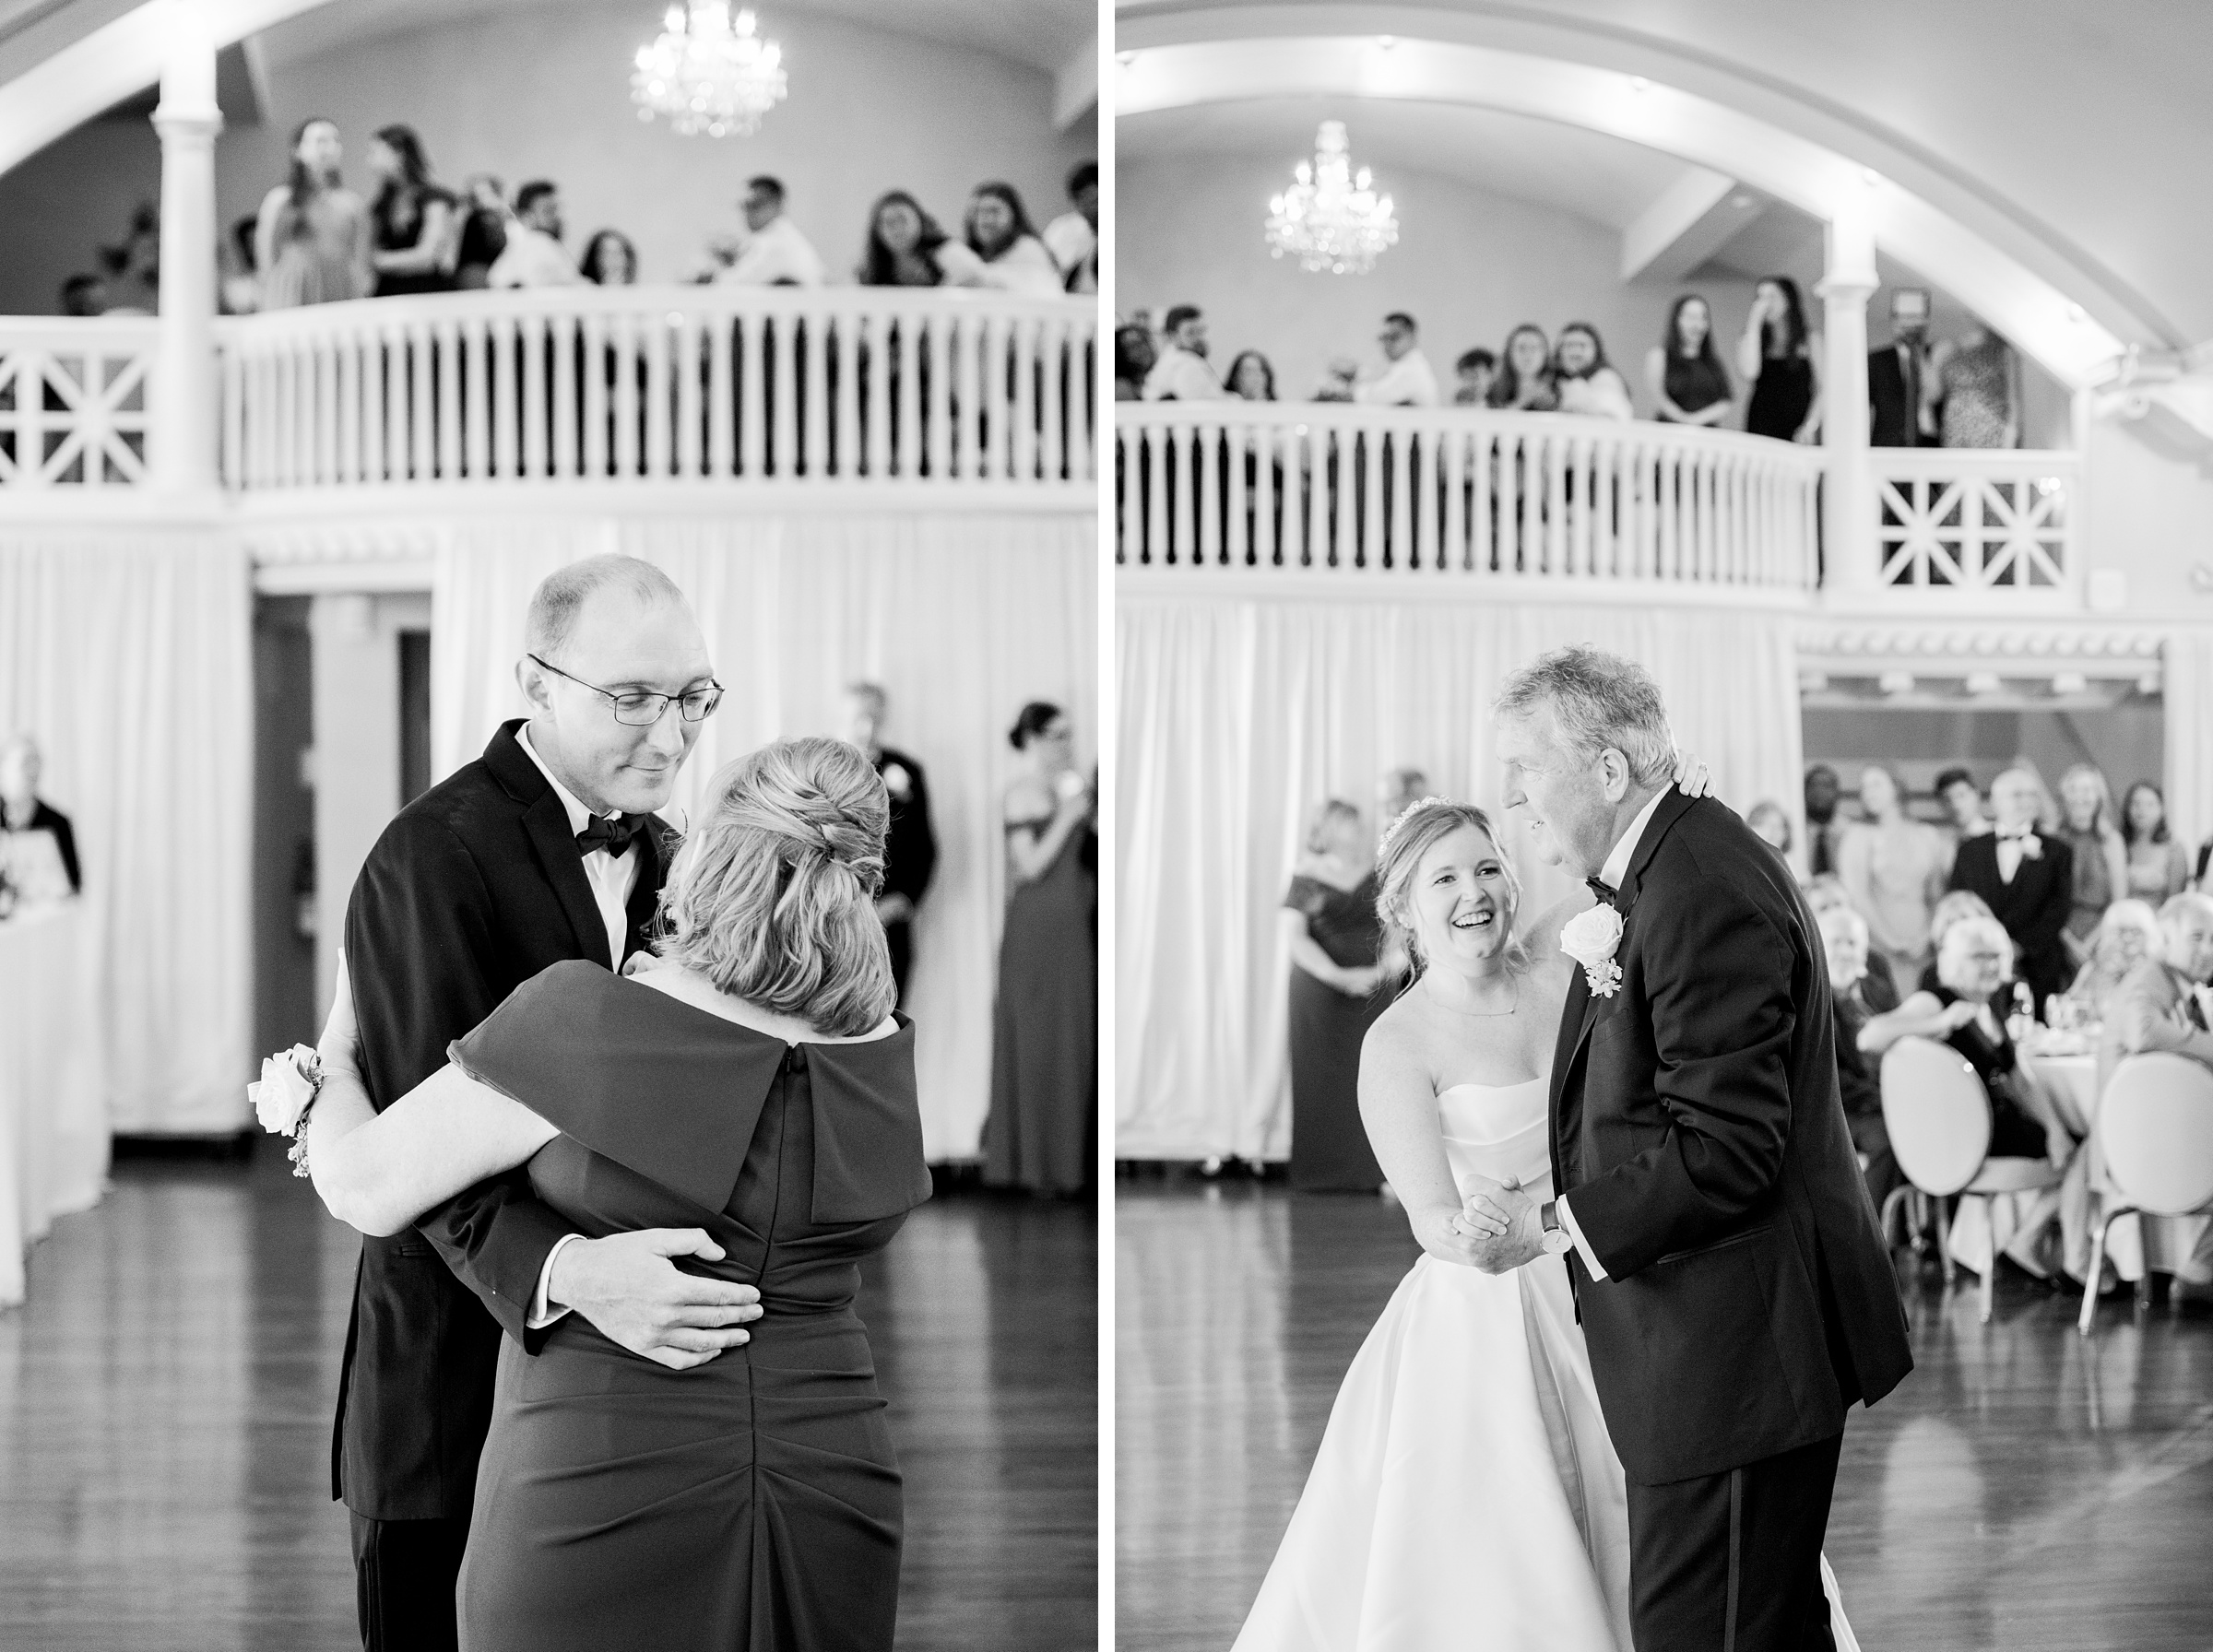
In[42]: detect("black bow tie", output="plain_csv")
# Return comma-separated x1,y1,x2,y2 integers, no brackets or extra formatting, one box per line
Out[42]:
1585,876,1617,904
576,813,645,858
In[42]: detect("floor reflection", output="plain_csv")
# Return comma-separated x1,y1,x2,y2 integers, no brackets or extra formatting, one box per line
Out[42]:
1118,1178,2213,1652
1,1151,1095,1651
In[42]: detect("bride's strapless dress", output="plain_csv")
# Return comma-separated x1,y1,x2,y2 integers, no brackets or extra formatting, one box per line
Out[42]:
1232,1077,1859,1652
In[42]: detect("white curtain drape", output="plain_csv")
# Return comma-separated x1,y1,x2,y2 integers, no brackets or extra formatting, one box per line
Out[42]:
1115,592,1805,1161
430,513,1096,1161
2163,628,2213,861
0,532,254,1133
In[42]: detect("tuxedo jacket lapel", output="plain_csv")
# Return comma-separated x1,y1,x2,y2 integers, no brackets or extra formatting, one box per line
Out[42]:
521,790,611,969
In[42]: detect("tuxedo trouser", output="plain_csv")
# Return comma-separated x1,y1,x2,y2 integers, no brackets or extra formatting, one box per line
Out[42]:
1626,1431,1842,1652
351,1512,468,1652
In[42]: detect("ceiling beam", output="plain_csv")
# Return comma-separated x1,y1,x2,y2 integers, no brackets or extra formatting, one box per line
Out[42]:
1054,30,1096,131
1619,166,1762,283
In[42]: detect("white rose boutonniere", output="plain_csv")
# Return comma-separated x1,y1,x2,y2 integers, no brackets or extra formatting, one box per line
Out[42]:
882,762,912,801
248,1044,325,1176
1558,904,1626,998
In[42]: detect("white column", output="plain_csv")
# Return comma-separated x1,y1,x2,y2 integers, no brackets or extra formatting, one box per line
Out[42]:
149,6,224,501
1817,183,1879,595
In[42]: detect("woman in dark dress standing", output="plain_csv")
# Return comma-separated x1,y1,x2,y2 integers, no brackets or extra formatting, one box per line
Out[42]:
279,738,931,1650
1644,294,1733,427
984,702,1096,1197
365,125,457,298
1282,798,1391,1191
1736,276,1820,442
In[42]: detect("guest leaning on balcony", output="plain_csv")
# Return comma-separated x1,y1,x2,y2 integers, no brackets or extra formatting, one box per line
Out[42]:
1452,348,1497,406
487,181,584,289
2055,762,2129,972
255,117,373,310
1225,350,1276,401
1867,286,1936,446
711,175,825,288
366,125,457,299
578,231,638,287
856,191,965,288
1343,312,1440,407
1551,322,1633,419
1929,318,2022,448
2121,781,2194,904
1738,275,1822,442
1485,324,1558,411
1041,161,1097,295
452,174,508,290
1113,324,1154,402
1142,305,1225,401
1646,294,1734,427
961,183,1063,299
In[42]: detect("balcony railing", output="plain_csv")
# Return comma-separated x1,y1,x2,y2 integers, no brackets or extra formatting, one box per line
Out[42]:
0,318,155,491
1115,402,1823,592
0,290,1095,510
1871,448,2078,596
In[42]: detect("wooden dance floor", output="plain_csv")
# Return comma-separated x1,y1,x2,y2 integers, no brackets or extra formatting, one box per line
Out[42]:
1118,1176,2213,1652
0,1149,1095,1650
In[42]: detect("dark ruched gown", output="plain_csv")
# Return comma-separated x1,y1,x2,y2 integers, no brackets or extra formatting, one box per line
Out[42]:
1284,871,1389,1191
984,819,1097,1195
445,962,932,1652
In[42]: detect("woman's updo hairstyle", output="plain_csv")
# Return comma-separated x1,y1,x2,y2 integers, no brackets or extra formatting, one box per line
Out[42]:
654,737,894,1035
1373,797,1528,978
1009,700,1063,750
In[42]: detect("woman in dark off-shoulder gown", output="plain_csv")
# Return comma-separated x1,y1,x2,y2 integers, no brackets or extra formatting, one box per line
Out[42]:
290,738,932,1651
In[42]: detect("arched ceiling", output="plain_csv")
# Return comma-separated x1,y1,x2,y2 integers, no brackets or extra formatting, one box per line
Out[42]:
1117,0,2213,358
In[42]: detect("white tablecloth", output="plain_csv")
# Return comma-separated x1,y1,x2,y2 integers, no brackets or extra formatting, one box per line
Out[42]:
2023,1045,2209,1285
0,903,108,1307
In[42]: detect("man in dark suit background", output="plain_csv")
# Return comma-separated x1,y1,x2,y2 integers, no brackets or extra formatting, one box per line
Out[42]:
337,555,761,1652
844,681,937,1006
1867,286,1935,447
1464,647,1912,1650
1946,765,2076,1013
0,733,82,895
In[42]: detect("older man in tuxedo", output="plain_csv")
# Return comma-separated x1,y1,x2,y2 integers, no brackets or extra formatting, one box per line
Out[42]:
1947,767,2075,1012
336,555,758,1652
1463,646,1912,1651
843,681,937,1006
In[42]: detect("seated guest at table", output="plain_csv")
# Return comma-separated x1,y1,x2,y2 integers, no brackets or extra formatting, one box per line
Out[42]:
1806,874,1899,1010
1746,797,1793,856
1947,767,2074,1012
2120,781,2193,905
0,734,81,901
1819,905,1901,1209
2061,898,2162,1024
2110,892,2213,1074
1923,889,1995,983
1858,914,2077,1276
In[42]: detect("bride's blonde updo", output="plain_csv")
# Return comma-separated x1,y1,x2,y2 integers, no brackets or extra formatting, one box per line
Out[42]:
654,737,895,1035
1374,797,1529,977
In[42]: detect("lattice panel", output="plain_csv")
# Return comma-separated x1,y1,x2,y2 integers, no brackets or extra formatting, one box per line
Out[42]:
1876,470,2069,589
0,344,150,489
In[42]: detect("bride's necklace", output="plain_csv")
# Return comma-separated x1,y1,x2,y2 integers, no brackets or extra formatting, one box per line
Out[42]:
1422,976,1519,1018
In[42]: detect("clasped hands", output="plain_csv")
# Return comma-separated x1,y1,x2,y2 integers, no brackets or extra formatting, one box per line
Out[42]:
1417,1174,1546,1274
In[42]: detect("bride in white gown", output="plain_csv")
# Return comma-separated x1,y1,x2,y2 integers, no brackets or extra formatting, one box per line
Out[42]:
1233,798,1857,1652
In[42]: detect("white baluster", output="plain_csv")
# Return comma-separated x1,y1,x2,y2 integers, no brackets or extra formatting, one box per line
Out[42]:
645,307,672,479
520,313,548,479
1144,419,1167,563
582,311,609,478
1039,317,1066,487
1251,420,1274,567
220,336,243,490
924,307,952,482
437,318,462,482
738,312,764,479
674,310,701,480
830,302,858,481
707,310,734,478
1012,314,1039,484
409,321,434,482
768,307,797,479
613,312,641,480
550,311,578,481
1197,419,1222,566
491,312,517,479
984,313,1012,483
895,308,922,480
463,314,490,480
801,303,827,481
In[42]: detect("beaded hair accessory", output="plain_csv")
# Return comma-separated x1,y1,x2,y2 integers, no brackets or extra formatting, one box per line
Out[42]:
1379,796,1457,856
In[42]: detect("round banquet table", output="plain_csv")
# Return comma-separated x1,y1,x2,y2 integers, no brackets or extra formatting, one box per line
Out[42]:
0,903,108,1308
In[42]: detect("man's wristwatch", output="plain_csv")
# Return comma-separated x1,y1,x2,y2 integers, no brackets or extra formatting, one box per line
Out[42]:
1538,1199,1574,1257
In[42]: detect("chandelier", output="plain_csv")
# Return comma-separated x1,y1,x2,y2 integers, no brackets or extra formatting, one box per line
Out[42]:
631,2,787,138
1265,121,1398,275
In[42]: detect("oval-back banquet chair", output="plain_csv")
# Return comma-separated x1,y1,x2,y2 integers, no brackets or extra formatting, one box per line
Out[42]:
2077,1052,2213,1336
1880,1035,2065,1324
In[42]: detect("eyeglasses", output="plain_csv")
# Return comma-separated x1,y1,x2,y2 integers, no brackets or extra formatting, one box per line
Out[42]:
528,655,722,726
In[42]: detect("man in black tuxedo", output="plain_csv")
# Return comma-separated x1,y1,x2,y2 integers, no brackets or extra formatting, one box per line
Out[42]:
1867,286,1935,447
0,734,81,895
337,555,760,1652
1464,647,1912,1650
1946,766,2075,1012
844,682,937,1006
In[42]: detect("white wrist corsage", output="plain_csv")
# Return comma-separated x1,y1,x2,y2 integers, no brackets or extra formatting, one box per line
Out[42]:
249,1044,325,1178
1559,904,1626,998
882,762,912,801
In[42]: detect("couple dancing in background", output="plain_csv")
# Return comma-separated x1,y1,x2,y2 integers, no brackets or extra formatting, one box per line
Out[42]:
251,554,946,1651
1237,648,1915,1651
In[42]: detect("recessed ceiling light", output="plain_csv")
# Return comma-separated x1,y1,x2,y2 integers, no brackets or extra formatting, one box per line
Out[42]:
1376,34,1397,49
2065,302,2087,322
1628,76,1650,92
1731,193,1754,208
1861,166,1881,185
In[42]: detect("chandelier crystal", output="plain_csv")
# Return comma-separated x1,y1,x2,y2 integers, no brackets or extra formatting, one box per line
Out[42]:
1265,121,1398,276
631,2,787,138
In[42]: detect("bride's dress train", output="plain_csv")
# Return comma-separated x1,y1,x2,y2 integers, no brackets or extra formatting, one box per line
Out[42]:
1232,1078,1859,1652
